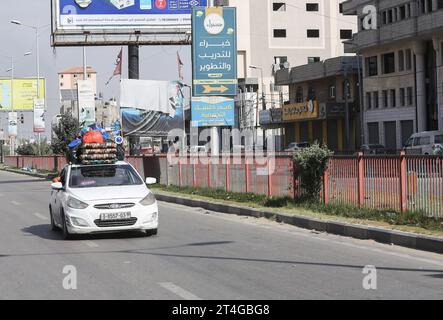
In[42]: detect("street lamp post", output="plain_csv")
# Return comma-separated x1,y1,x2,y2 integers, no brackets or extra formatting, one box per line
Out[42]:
249,65,266,147
12,20,42,155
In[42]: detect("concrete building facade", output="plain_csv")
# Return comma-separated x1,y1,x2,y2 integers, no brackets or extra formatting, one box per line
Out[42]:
216,0,357,149
275,56,361,152
342,0,443,149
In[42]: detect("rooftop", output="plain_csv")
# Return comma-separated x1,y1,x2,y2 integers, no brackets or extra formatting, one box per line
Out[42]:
59,66,97,75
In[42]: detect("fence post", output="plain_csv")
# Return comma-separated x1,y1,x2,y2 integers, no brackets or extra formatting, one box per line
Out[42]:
268,157,273,198
178,157,182,188
400,151,407,213
358,152,365,208
193,161,196,188
245,159,250,193
323,167,329,205
208,159,212,189
293,160,298,199
226,156,230,192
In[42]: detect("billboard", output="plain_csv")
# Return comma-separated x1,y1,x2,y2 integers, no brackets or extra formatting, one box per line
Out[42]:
78,80,96,126
122,81,184,136
8,112,18,138
283,100,319,122
0,79,46,111
52,0,208,46
33,99,46,133
192,7,237,96
191,96,235,127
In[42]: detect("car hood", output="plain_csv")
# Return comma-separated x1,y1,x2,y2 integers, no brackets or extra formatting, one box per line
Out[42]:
69,185,150,202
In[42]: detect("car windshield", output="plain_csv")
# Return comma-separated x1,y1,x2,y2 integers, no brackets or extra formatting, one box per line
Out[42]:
69,165,143,189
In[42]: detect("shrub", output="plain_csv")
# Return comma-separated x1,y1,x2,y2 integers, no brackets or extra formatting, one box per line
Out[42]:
293,144,333,201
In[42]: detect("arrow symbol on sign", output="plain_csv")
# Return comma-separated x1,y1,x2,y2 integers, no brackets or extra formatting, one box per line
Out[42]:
203,85,229,94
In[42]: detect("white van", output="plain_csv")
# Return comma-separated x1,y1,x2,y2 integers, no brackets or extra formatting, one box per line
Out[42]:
404,131,443,155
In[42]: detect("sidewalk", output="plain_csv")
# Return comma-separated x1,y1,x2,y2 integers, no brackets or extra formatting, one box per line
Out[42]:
153,190,443,255
0,165,56,180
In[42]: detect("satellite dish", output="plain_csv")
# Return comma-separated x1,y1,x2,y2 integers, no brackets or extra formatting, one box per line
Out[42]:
283,61,290,69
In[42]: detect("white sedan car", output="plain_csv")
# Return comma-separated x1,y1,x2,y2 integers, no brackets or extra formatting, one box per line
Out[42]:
49,161,159,240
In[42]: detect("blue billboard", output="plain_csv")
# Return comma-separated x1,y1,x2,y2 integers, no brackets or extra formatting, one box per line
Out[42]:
192,7,237,96
191,97,235,127
56,0,207,30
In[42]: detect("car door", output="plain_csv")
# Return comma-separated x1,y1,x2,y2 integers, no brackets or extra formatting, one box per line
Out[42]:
54,168,68,225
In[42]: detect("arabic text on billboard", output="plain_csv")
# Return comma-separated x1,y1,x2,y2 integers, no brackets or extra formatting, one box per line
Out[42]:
0,79,45,110
192,7,237,96
34,99,46,133
191,96,235,127
56,0,208,30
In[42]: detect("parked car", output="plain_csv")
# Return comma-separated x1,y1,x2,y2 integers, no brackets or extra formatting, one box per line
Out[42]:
360,144,388,155
285,142,310,152
404,131,443,155
49,161,159,239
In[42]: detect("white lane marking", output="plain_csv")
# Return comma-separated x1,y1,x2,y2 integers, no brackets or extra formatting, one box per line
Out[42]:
83,241,99,248
11,201,21,206
158,202,443,266
33,213,48,221
159,282,202,300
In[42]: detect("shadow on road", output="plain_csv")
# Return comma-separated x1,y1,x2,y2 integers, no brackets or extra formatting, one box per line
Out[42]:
0,179,46,185
2,228,443,276
22,225,149,241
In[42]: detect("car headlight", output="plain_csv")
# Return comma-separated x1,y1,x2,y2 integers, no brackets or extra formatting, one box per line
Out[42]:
140,193,156,206
67,196,89,210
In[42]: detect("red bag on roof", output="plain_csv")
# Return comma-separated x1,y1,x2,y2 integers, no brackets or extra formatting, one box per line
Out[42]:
82,131,105,144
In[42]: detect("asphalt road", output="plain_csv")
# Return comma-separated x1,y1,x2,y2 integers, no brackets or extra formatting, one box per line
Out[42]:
0,170,442,300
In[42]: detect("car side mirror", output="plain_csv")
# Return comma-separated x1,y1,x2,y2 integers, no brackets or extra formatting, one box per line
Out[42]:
145,177,157,185
51,182,64,191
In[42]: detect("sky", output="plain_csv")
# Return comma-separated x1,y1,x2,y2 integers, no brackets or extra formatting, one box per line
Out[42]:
0,0,192,141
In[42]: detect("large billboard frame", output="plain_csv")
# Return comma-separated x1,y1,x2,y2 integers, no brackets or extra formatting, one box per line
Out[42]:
51,0,208,47
0,78,46,112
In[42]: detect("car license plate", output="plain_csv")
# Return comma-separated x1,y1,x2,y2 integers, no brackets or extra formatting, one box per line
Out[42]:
100,212,131,221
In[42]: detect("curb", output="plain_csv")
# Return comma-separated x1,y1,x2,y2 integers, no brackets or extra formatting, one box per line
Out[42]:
155,192,443,255
0,167,55,180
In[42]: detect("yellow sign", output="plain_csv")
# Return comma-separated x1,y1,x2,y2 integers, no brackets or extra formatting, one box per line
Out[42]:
0,78,45,110
283,100,319,122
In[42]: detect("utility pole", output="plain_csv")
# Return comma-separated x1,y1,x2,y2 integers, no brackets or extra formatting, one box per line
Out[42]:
344,68,351,151
128,45,140,156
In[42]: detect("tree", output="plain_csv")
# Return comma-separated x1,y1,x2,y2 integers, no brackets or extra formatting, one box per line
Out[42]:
16,138,52,156
293,143,334,201
51,113,79,156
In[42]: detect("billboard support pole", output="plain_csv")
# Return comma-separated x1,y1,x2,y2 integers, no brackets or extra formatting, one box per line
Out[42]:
128,45,140,156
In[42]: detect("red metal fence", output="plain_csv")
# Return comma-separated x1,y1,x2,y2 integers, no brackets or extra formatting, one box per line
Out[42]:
3,154,443,217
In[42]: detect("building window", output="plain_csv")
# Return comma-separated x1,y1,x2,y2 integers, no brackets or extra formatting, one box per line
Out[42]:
308,57,320,64
366,92,372,109
407,87,414,105
273,29,287,38
382,90,388,108
373,91,379,108
398,50,405,72
296,86,304,103
340,29,353,40
306,3,319,11
366,56,378,77
382,52,396,74
400,88,406,106
405,49,412,70
273,3,286,11
308,87,316,100
390,89,396,107
307,29,320,38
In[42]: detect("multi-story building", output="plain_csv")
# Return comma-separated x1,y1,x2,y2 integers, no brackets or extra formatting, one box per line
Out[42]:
274,56,361,152
216,0,357,149
58,66,97,98
342,0,443,150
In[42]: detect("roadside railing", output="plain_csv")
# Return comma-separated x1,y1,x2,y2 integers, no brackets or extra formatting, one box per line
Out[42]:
3,153,442,217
